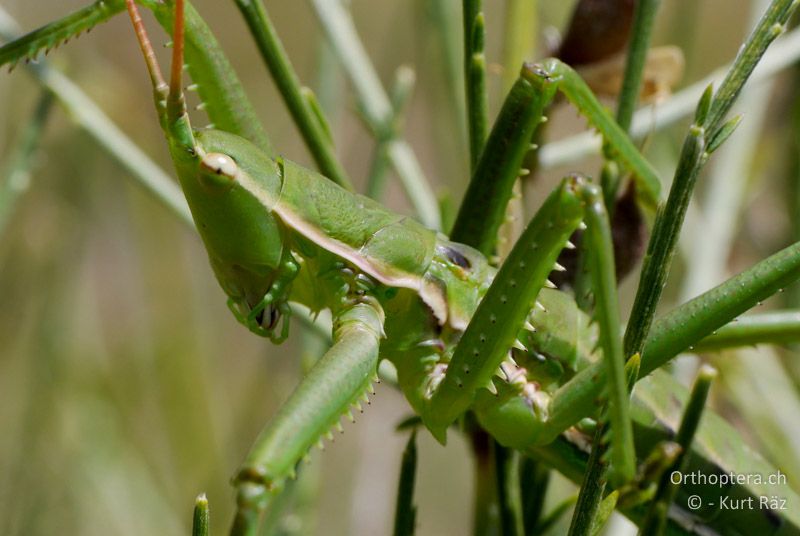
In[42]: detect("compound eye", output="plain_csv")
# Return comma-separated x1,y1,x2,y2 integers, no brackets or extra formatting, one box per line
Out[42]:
200,153,238,179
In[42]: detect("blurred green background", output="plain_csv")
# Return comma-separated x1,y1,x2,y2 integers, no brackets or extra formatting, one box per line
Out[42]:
0,0,798,534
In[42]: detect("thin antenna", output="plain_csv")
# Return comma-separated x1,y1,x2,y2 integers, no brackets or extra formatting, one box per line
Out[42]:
124,0,168,94
169,0,186,103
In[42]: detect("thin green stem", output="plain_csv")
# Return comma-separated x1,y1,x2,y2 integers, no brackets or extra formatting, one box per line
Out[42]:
644,253,800,373
519,457,550,533
705,0,797,132
690,310,800,351
679,0,774,306
470,429,498,536
232,0,352,190
463,0,487,171
568,356,640,536
495,445,523,536
0,90,53,236
308,0,441,229
566,424,606,536
623,121,706,357
616,0,662,133
392,432,418,536
604,0,661,202
313,38,343,120
192,494,210,536
639,366,716,536
550,239,800,436
365,144,390,201
624,0,797,358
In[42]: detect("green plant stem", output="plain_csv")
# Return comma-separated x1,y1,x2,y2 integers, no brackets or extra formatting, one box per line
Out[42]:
566,424,606,536
519,456,550,533
463,0,487,171
192,494,210,536
604,0,661,201
639,366,716,536
495,445,523,536
616,0,662,133
313,38,343,119
232,0,352,191
645,245,800,370
623,121,705,367
624,0,797,360
470,429,498,536
308,0,441,230
0,90,53,236
392,432,418,536
549,238,800,438
705,0,797,131
567,356,640,536
679,1,774,306
691,310,800,351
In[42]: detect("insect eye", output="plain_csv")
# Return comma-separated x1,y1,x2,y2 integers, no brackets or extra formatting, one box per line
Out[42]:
200,153,238,179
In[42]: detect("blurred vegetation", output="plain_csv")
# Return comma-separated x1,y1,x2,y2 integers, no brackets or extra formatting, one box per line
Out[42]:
0,0,798,534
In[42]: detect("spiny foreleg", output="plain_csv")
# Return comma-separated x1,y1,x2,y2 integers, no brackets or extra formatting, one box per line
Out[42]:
426,175,635,483
423,176,586,442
